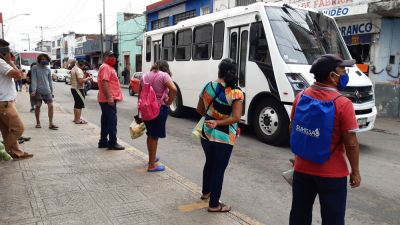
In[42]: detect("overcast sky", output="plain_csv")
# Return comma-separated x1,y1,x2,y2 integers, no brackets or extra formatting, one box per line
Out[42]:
1,0,159,51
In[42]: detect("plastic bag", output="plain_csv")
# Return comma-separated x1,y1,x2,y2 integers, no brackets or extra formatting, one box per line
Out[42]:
282,169,294,186
129,119,145,139
192,117,205,140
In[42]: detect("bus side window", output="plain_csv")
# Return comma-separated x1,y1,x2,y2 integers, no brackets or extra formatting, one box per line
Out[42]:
213,21,225,60
162,32,175,61
249,22,271,66
193,24,212,60
146,37,151,62
176,29,192,61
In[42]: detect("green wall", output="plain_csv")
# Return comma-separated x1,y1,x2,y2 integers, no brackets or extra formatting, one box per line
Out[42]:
117,13,145,83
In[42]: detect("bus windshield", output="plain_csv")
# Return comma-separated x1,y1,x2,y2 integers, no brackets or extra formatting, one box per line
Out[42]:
19,53,39,66
266,6,351,65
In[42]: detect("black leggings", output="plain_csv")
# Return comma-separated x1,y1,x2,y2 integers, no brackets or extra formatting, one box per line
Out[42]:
200,138,233,208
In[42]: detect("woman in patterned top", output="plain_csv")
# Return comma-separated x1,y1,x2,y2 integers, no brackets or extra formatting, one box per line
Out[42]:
196,58,244,213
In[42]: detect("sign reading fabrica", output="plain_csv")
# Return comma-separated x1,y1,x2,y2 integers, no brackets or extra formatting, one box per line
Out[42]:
284,0,373,17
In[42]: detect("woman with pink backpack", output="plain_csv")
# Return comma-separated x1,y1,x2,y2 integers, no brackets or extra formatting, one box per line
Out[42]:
138,60,177,172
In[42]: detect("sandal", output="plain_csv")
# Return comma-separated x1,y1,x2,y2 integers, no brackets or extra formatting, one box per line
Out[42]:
147,164,165,173
35,124,41,128
49,125,59,130
208,203,231,213
10,152,33,160
200,192,211,200
75,120,88,124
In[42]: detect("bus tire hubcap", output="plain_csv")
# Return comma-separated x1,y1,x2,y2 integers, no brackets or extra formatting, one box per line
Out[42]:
259,107,279,136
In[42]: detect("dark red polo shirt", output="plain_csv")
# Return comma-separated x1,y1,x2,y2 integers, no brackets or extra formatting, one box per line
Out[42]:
290,82,359,178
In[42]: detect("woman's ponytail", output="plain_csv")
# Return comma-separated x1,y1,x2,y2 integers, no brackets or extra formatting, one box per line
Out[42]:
218,58,238,88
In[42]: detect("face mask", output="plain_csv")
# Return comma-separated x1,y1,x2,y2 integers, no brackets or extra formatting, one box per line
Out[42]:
333,72,349,91
105,58,116,66
40,61,49,66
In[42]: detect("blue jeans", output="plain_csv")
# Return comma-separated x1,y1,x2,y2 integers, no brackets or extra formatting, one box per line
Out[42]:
99,102,117,147
200,138,233,208
289,171,347,225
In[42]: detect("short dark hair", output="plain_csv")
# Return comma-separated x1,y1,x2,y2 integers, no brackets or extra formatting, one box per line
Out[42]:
37,54,50,63
0,39,10,47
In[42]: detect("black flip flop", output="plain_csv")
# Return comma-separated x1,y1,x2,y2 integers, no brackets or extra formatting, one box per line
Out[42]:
208,203,231,213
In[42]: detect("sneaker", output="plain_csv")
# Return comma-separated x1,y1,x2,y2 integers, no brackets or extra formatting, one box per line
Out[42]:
0,149,13,161
108,143,125,150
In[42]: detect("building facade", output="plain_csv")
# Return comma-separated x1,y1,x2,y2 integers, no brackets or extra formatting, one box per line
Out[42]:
117,13,146,82
145,0,214,31
283,0,400,118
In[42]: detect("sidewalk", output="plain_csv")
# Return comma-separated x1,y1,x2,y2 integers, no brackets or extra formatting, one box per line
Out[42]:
0,92,261,225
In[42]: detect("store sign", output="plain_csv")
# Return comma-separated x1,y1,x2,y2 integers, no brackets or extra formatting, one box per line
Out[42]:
283,0,370,17
339,21,374,36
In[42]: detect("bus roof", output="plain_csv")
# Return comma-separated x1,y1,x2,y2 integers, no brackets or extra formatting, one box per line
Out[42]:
144,2,319,36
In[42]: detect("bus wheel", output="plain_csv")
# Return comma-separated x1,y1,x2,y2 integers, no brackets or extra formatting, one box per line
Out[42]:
169,88,184,117
252,99,289,146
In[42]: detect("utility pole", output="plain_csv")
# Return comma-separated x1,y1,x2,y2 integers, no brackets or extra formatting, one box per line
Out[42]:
99,13,104,61
36,26,49,52
102,0,106,54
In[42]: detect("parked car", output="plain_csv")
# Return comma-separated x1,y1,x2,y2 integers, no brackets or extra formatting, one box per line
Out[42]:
52,69,70,82
129,72,143,96
87,70,99,89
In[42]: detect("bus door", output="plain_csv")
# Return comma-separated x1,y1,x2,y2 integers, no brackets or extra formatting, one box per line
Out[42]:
153,40,161,63
229,26,249,115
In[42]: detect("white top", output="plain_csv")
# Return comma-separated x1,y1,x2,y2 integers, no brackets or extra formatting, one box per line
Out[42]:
71,66,84,89
0,58,17,101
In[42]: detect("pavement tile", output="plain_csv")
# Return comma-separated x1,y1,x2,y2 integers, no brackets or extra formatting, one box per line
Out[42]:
0,92,260,225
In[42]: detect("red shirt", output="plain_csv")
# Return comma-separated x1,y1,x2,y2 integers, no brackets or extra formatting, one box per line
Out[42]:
97,63,123,102
290,82,359,178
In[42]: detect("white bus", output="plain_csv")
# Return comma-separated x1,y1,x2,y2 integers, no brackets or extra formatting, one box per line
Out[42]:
142,2,377,145
14,51,48,72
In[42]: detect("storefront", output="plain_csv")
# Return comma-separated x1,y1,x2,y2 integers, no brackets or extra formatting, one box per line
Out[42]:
284,0,400,117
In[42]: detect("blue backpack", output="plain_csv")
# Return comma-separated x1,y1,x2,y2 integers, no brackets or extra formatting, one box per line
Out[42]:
290,89,341,164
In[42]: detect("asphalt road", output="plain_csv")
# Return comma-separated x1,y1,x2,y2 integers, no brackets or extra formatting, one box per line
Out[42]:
48,82,400,225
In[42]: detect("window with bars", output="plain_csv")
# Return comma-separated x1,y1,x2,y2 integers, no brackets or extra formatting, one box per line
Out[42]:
236,0,256,6
175,29,192,61
193,24,212,60
173,10,196,25
152,17,169,30
213,21,225,60
162,32,175,61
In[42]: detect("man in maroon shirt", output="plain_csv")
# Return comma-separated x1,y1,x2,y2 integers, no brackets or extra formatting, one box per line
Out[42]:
289,54,361,225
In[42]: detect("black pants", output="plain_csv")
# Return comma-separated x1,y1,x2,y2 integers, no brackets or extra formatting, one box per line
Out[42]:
289,171,347,225
99,102,117,147
200,138,233,208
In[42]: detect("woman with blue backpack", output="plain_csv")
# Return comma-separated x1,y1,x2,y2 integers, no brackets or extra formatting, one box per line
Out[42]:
195,58,244,213
138,60,177,172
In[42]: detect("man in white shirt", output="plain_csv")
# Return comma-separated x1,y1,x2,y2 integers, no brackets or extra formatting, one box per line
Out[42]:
0,39,33,160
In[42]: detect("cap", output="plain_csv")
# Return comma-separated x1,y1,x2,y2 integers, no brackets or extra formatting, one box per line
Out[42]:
310,54,355,75
104,51,115,57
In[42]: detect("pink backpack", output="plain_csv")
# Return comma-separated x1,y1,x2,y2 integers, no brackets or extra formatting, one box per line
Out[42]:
138,73,161,121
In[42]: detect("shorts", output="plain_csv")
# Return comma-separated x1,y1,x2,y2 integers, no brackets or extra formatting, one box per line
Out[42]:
144,106,168,138
71,88,85,109
34,93,53,106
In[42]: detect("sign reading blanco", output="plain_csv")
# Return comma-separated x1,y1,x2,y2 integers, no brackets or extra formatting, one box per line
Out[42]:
339,20,374,36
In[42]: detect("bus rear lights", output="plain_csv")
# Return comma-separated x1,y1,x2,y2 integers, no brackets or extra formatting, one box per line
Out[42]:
286,73,309,95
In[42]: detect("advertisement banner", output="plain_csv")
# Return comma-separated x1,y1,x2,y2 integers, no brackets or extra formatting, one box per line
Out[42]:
283,0,372,17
